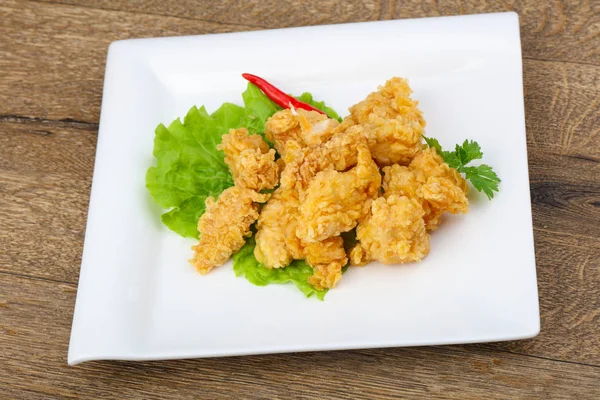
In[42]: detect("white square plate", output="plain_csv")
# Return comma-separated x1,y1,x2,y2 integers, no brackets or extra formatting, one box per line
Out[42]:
69,12,539,365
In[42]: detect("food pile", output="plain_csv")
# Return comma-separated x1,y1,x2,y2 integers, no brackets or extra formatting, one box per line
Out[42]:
147,76,499,298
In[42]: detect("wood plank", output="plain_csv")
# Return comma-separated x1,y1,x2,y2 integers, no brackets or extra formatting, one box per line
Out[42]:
36,0,600,65
3,1,599,124
482,229,600,365
523,59,600,160
528,152,600,240
393,0,600,66
1,274,599,400
2,0,599,397
34,0,387,28
0,122,95,282
0,0,258,123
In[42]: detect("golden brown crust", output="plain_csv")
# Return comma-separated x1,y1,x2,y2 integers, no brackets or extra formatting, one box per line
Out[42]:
195,78,469,292
218,128,280,191
304,236,348,290
350,195,430,265
383,148,468,230
296,144,381,243
345,77,426,166
254,140,307,269
264,109,338,157
190,186,270,274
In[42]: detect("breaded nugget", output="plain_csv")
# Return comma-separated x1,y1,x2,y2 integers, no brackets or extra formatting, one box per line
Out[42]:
190,186,270,274
264,109,339,157
304,236,348,290
297,144,381,243
383,148,468,230
254,141,307,268
346,77,425,166
350,195,430,265
218,128,280,191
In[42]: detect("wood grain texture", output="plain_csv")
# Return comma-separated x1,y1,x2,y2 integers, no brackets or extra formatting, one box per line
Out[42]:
1,0,600,398
0,0,258,123
36,0,600,65
1,274,599,400
3,0,599,123
35,0,387,27
481,229,600,364
393,0,600,65
0,121,94,283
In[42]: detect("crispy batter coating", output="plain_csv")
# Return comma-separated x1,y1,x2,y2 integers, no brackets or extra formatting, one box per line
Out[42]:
218,128,280,191
304,236,348,290
350,195,430,265
410,147,468,194
190,186,270,274
254,189,304,268
383,148,468,230
297,144,381,243
219,127,270,156
345,77,425,166
254,141,307,268
381,165,419,197
193,77,471,291
264,109,339,157
297,125,366,187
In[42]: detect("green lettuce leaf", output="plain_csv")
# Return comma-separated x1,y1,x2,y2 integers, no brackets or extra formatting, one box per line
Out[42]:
160,196,212,238
242,83,281,134
146,82,347,298
147,83,343,238
146,105,236,238
233,236,329,300
146,84,279,238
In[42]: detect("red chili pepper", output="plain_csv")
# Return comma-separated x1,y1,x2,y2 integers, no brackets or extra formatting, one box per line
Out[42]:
242,73,326,115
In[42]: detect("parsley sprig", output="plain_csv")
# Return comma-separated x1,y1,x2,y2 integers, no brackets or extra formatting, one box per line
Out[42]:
423,136,501,199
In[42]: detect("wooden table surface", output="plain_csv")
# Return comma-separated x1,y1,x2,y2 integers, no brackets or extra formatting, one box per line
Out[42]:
1,0,599,398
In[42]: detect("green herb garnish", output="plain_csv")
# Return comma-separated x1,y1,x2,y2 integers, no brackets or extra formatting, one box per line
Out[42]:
423,137,500,199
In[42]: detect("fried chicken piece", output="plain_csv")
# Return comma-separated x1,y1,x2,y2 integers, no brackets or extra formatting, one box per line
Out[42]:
265,113,367,194
350,195,430,265
297,125,367,188
304,236,348,290
255,132,369,281
410,147,468,195
264,109,339,157
382,148,469,230
254,188,304,268
254,141,306,268
218,128,280,191
297,143,381,243
345,77,425,166
190,186,270,274
219,127,270,156
381,164,441,230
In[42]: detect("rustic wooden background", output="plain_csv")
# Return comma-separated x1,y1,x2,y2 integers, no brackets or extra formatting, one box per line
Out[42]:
1,0,599,398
